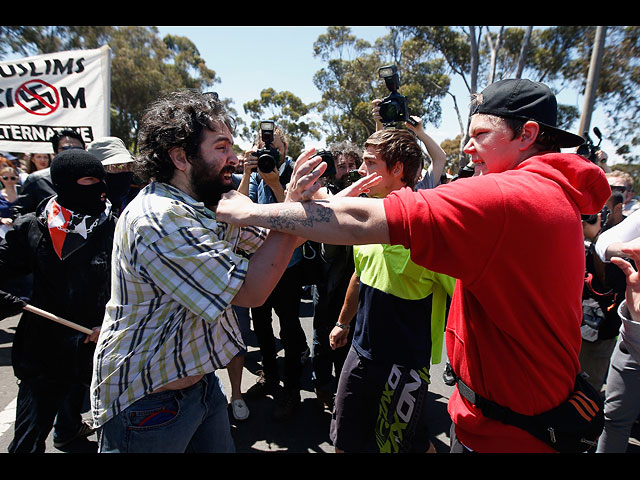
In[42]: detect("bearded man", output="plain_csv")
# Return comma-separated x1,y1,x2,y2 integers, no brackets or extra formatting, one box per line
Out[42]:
90,90,304,453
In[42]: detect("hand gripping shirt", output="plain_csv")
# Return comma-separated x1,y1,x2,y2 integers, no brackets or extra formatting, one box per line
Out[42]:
383,153,611,452
90,182,266,427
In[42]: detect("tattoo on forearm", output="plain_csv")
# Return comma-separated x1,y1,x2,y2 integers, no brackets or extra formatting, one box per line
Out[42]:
267,203,332,232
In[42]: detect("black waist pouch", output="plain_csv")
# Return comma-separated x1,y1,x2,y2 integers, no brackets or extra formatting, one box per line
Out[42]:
457,374,604,453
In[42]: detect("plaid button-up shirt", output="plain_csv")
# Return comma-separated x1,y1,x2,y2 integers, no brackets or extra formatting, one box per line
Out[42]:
90,182,266,427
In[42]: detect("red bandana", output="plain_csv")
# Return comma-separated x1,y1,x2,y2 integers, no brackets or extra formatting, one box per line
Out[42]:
47,199,74,260
46,197,106,260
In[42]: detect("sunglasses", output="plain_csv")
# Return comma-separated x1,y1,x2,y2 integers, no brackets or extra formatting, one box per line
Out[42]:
2,176,17,181
59,145,84,151
610,185,628,193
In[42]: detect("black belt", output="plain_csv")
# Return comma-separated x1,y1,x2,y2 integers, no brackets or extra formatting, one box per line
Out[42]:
456,376,535,431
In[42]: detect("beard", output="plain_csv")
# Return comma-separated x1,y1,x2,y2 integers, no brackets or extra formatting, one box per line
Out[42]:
189,155,236,207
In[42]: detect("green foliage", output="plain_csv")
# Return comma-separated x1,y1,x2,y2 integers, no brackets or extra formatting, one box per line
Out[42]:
2,26,640,164
311,27,449,147
241,88,322,159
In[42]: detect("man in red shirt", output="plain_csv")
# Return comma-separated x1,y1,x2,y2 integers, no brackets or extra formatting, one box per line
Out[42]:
216,79,611,452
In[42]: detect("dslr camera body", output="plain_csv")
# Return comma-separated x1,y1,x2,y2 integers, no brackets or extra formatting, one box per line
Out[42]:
378,65,415,126
315,149,336,178
576,127,604,164
582,205,610,229
253,120,281,173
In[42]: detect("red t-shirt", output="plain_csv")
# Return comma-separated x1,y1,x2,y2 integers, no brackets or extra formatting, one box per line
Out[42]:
383,153,611,452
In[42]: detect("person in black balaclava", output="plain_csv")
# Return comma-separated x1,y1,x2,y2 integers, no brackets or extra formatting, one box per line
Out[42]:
0,149,116,453
51,149,108,216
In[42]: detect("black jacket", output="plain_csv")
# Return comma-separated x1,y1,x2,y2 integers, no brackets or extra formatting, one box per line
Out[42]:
0,201,116,384
583,244,626,341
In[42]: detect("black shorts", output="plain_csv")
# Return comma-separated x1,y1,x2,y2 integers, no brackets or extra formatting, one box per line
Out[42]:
329,346,431,453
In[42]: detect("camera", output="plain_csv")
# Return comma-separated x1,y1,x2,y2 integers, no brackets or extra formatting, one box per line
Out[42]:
377,65,415,126
582,205,610,228
315,149,336,178
576,127,604,164
347,170,361,183
253,120,280,173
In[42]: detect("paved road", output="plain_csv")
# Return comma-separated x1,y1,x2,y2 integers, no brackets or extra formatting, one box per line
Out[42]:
0,296,453,453
0,297,637,453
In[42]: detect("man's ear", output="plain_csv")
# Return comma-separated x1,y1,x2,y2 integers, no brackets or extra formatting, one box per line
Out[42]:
168,147,189,171
520,121,540,151
392,161,404,177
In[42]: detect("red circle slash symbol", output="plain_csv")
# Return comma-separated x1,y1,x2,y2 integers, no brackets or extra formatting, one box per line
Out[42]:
15,79,60,116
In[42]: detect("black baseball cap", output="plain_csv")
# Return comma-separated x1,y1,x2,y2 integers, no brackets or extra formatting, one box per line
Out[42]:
471,78,585,148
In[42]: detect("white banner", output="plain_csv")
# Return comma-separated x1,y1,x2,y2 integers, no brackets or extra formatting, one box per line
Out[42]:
0,45,111,154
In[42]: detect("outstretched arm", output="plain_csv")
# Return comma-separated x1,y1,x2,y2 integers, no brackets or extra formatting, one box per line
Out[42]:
218,151,389,246
217,191,389,247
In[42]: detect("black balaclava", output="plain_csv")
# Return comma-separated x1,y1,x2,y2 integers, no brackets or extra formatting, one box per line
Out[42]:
50,149,107,216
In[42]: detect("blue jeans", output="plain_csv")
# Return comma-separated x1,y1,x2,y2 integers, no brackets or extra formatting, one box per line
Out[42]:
8,377,86,453
98,372,235,453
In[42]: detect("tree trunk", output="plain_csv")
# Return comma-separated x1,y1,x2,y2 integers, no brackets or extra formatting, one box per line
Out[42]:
515,26,533,78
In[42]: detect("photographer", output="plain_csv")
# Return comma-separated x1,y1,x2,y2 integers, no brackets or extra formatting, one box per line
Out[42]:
607,170,639,217
237,124,309,422
576,127,611,174
371,102,447,191
581,189,627,393
310,141,362,410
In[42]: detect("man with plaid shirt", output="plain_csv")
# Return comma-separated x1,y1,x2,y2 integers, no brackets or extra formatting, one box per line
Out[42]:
90,90,303,453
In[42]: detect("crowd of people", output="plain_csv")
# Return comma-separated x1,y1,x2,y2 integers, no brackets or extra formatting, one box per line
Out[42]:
0,78,639,453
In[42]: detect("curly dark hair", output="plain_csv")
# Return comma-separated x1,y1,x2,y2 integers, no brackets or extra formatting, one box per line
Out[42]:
135,90,236,183
329,140,362,168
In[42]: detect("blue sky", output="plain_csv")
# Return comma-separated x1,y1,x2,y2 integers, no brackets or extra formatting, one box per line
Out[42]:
156,26,391,148
0,26,619,159
156,26,619,162
155,26,470,150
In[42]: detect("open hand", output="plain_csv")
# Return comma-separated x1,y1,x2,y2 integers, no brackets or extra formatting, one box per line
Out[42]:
285,149,328,202
610,236,640,322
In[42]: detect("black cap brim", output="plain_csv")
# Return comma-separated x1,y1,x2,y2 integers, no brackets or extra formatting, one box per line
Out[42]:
541,123,585,148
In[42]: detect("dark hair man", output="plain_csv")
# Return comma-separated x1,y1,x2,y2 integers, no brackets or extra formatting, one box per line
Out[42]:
580,189,627,393
90,90,303,453
235,125,309,421
216,79,612,453
310,140,362,410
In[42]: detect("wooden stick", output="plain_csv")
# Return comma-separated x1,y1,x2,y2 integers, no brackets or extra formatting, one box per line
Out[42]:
23,304,94,335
